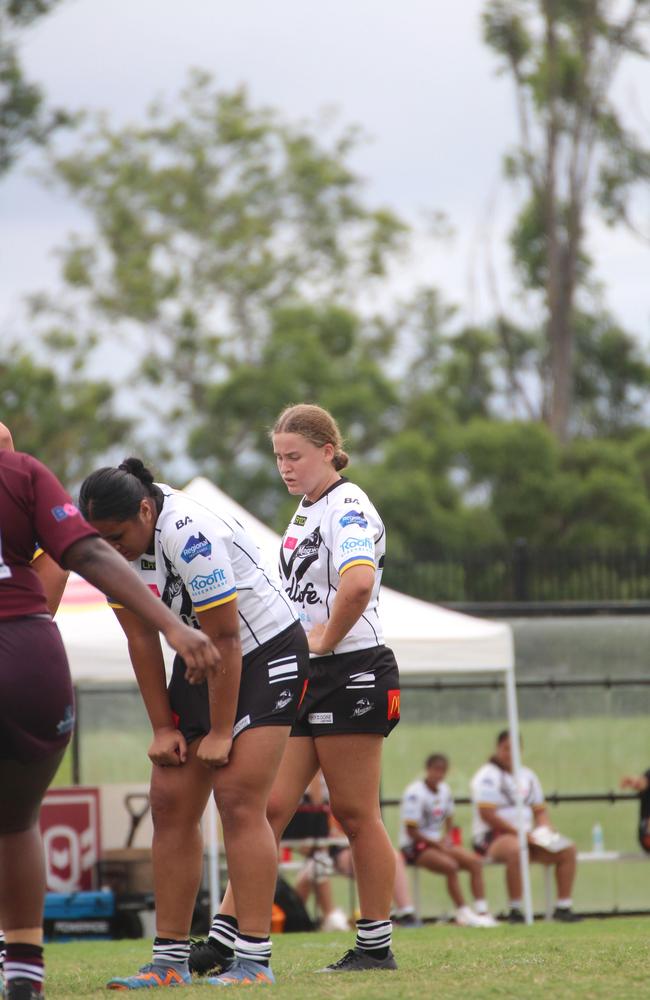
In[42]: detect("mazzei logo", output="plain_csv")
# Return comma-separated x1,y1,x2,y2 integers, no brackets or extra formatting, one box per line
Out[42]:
180,532,212,563
308,712,333,725
188,568,227,594
387,689,401,720
233,714,251,738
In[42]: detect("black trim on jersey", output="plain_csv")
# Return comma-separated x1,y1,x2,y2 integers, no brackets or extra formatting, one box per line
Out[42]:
300,477,348,508
238,608,260,647
360,611,380,645
234,540,296,620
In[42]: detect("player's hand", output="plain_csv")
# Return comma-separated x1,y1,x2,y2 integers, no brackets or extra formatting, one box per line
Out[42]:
148,726,187,766
163,622,220,684
307,623,330,655
621,774,648,792
197,731,232,769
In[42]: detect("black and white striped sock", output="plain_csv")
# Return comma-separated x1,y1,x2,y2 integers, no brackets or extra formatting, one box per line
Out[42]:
234,933,272,968
152,937,190,968
208,913,238,957
5,943,44,993
0,932,5,969
355,918,392,959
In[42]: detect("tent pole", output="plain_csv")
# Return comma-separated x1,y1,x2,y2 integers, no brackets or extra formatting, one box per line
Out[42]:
505,662,533,925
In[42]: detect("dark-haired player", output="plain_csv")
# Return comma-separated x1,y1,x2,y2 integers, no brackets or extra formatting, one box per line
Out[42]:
79,458,308,989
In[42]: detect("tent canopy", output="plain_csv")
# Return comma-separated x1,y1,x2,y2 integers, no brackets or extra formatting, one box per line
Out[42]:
55,476,512,681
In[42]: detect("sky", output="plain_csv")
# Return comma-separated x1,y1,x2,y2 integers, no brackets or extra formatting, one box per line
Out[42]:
1,0,649,342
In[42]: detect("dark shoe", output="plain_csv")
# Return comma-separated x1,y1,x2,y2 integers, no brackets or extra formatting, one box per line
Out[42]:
189,938,234,977
317,948,398,973
507,909,526,924
553,907,582,923
393,912,423,929
5,979,42,1000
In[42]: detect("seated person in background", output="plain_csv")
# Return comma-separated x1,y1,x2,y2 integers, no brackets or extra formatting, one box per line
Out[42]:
399,753,498,928
620,770,650,852
471,730,580,923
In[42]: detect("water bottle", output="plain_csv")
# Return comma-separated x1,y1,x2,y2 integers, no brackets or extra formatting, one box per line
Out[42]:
592,821,604,853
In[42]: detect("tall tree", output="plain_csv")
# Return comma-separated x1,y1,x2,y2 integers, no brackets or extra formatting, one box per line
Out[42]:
0,0,68,174
40,71,407,462
483,0,650,442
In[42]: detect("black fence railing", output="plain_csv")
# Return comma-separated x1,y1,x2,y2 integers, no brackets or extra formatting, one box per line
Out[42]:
384,541,650,608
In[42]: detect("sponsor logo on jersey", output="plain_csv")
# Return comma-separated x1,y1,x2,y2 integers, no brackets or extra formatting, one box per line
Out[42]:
285,579,321,606
293,515,307,526
308,712,333,725
140,557,156,571
340,537,374,555
387,689,401,720
284,536,298,550
296,530,320,558
51,503,79,522
273,689,293,712
339,510,367,529
188,567,228,595
175,516,193,529
233,714,251,738
351,697,374,718
180,532,212,563
344,497,361,504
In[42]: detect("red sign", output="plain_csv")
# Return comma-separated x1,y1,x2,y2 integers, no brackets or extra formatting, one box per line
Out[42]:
40,787,101,892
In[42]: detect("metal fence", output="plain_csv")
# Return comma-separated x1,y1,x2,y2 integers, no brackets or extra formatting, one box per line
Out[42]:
384,541,650,608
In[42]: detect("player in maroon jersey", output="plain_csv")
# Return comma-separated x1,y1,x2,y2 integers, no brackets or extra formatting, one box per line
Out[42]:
0,447,220,1000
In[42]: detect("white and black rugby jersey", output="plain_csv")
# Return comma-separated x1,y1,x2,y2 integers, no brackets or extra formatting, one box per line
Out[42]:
279,478,385,655
109,484,297,656
470,762,544,843
399,779,454,848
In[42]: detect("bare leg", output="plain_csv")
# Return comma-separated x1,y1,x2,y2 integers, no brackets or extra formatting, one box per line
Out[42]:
529,844,577,899
487,834,522,901
392,849,413,910
449,845,486,901
415,848,464,908
219,736,319,918
317,734,394,919
212,726,292,938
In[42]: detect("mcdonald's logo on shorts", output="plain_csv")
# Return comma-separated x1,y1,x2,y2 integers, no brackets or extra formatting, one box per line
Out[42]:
387,689,401,720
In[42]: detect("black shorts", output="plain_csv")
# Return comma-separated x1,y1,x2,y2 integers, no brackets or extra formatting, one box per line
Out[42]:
291,644,400,739
401,839,430,866
0,616,74,762
168,620,309,744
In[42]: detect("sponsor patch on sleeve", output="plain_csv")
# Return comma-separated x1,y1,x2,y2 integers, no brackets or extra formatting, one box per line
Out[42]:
180,532,212,563
284,536,298,549
387,689,401,720
339,510,368,529
51,503,80,522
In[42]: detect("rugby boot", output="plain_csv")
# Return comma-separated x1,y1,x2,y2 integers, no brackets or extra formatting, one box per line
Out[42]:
317,947,398,972
204,959,275,986
106,962,191,990
188,938,233,977
5,980,43,1000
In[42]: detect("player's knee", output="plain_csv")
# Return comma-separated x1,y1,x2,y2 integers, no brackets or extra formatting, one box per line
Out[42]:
330,807,364,843
149,785,191,829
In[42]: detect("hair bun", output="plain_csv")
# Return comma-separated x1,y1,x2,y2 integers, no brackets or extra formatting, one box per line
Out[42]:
333,450,349,471
118,457,155,486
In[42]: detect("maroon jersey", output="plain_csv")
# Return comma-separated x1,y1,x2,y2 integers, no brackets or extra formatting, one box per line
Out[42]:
0,450,97,620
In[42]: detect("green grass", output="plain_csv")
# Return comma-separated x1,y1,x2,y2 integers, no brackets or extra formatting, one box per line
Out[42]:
42,921,650,999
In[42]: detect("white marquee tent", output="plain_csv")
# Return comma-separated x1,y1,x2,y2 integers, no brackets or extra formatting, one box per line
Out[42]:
53,476,532,922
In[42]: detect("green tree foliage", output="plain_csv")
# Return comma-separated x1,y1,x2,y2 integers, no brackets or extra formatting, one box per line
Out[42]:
0,347,132,483
483,0,650,442
0,0,68,174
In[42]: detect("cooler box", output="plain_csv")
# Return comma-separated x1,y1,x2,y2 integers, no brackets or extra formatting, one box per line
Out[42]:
44,890,114,941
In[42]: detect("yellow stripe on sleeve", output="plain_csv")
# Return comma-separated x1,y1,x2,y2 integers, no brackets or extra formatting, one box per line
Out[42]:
194,591,238,613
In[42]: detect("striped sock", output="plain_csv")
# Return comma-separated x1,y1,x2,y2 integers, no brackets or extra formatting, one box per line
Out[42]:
5,943,44,993
355,918,392,960
209,914,238,957
234,933,272,968
0,932,5,969
152,937,190,968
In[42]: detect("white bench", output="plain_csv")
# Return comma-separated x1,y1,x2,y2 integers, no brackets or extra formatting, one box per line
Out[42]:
410,849,650,921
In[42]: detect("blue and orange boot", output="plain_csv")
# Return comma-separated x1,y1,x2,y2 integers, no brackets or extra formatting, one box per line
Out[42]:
204,959,275,987
106,963,191,990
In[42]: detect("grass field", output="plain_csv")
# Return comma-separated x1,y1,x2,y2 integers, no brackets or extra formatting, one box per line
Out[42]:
40,921,650,999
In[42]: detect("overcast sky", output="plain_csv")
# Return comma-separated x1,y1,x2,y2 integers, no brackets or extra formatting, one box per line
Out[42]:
1,0,649,341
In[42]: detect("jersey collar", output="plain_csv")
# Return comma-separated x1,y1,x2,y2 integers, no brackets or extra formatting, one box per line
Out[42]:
301,476,348,508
